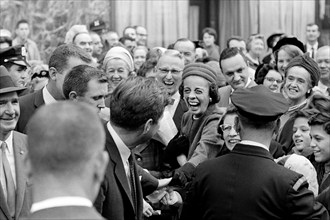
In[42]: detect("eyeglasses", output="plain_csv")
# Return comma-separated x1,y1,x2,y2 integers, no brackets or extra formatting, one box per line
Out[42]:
219,124,235,132
265,77,283,84
158,68,182,75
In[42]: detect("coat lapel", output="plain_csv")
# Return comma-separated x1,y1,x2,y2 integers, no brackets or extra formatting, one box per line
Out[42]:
12,132,28,218
104,126,135,210
34,89,45,108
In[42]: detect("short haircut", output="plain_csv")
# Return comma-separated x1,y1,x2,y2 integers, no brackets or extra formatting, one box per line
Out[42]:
219,47,247,70
110,76,167,131
226,36,244,48
16,19,28,29
306,23,319,30
157,49,184,66
27,101,105,175
202,27,218,41
123,26,135,36
292,108,319,122
48,44,92,74
133,45,148,55
246,34,264,51
119,36,135,44
274,45,303,65
63,65,107,99
309,112,330,135
173,38,196,50
254,63,282,84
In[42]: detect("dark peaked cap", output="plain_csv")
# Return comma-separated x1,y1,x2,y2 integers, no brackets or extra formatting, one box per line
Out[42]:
231,85,289,122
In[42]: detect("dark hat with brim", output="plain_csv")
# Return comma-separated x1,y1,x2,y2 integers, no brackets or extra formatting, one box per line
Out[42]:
0,65,26,94
273,37,305,53
231,85,289,122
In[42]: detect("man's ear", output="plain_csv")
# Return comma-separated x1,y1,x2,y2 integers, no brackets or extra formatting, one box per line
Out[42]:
68,91,78,101
49,67,58,80
143,118,153,134
273,119,281,136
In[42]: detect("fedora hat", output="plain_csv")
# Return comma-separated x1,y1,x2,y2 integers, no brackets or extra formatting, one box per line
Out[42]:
0,65,26,94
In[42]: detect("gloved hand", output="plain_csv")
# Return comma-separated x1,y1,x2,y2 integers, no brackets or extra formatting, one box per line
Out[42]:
163,133,190,169
169,162,195,187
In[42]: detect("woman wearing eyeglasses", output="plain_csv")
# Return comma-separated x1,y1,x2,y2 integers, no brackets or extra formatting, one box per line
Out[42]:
255,63,283,93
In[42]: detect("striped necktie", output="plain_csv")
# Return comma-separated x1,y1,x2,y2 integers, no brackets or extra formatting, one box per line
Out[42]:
128,155,138,213
1,142,16,217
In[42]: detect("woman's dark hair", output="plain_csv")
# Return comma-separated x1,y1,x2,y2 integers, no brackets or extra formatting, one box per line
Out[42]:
254,63,281,84
307,94,330,135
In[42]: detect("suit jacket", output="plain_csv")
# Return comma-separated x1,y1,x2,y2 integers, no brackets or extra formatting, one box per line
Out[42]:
181,144,328,220
25,206,105,220
94,125,144,220
0,131,32,220
217,80,257,108
17,89,44,134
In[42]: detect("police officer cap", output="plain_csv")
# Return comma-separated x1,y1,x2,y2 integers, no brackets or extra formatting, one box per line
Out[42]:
231,85,289,122
89,19,106,32
0,45,30,67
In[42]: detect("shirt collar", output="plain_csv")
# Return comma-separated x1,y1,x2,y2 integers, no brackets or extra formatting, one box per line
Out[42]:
307,42,318,50
107,121,131,162
30,196,92,213
42,86,57,105
0,131,13,154
240,140,269,151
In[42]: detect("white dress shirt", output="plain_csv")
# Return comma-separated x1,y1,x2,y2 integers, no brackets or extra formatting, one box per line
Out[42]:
166,92,180,117
42,86,57,105
0,131,16,188
239,140,269,152
306,42,318,58
30,196,92,213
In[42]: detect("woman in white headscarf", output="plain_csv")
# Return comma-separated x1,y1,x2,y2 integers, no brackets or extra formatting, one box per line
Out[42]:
102,46,135,93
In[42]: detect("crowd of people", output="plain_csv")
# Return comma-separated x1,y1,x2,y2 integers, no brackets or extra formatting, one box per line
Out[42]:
0,17,329,220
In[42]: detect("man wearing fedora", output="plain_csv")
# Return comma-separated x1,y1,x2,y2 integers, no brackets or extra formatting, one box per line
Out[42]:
0,66,32,220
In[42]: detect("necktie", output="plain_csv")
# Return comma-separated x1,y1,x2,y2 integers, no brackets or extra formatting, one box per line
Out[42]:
327,87,330,96
1,142,16,217
311,47,314,59
128,155,138,213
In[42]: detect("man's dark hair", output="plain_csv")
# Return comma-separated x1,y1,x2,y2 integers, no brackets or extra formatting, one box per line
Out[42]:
16,19,29,29
110,76,167,131
219,47,247,70
63,65,107,99
119,36,135,44
48,44,92,74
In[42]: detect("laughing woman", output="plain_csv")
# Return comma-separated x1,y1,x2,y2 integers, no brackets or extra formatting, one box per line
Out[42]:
168,63,224,186
276,53,320,154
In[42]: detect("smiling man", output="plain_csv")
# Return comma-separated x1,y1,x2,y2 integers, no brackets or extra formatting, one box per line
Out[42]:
0,66,31,220
218,47,257,108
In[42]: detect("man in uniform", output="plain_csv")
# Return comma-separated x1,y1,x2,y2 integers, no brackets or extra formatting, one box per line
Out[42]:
180,85,329,220
0,45,30,88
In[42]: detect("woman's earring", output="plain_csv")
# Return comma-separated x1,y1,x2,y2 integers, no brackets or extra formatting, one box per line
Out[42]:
209,98,212,102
